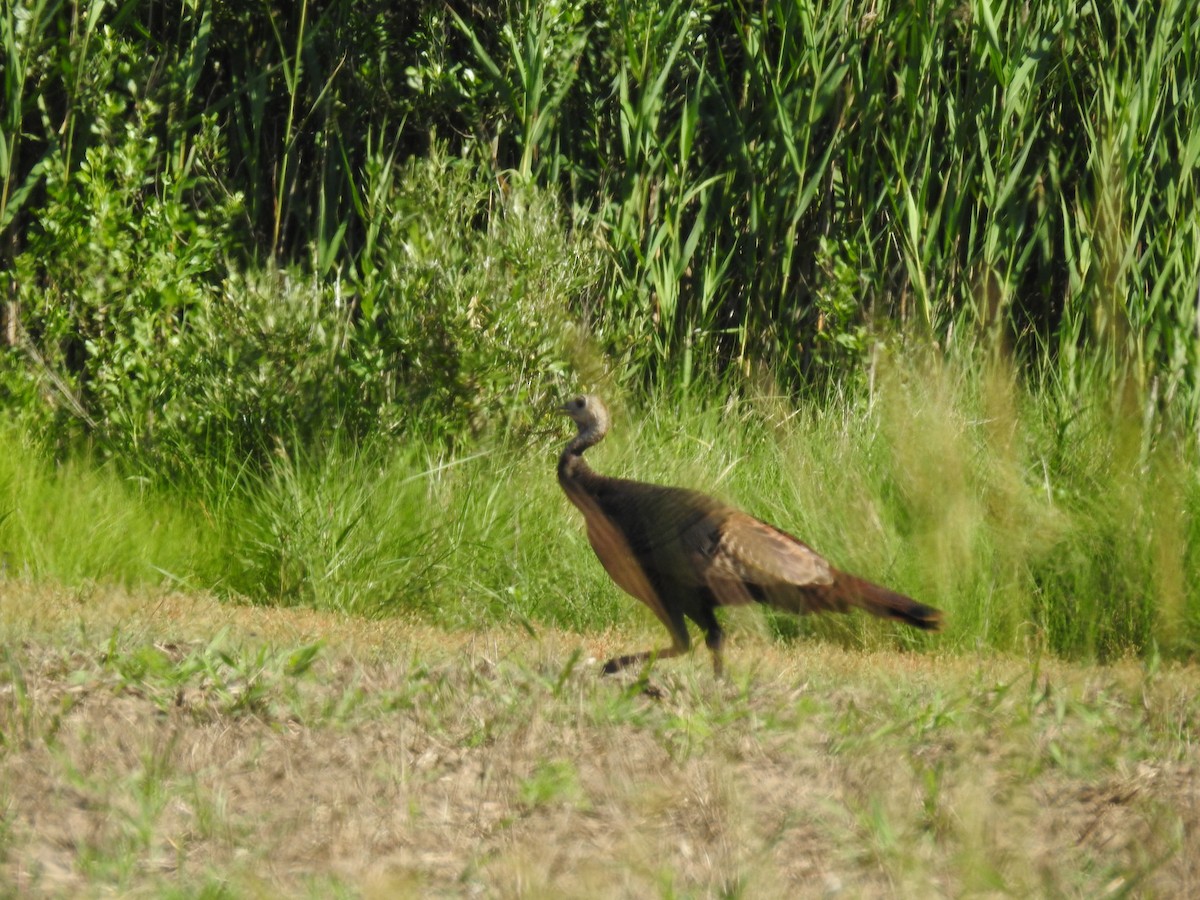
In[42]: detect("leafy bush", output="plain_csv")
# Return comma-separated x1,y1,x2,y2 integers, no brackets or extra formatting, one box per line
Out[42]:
4,93,242,459
4,138,599,475
349,147,603,441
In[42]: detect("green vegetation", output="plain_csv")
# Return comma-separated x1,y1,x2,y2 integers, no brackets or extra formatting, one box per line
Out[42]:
1,0,1199,661
5,5,1199,891
3,357,1198,661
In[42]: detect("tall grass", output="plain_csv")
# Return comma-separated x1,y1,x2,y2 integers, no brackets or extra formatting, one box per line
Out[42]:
1,2,1198,663
7,2,1192,403
4,354,1197,661
0,424,222,587
452,0,1200,405
4,1,1197,432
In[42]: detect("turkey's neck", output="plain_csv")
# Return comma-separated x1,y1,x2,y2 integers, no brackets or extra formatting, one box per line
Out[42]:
558,425,606,492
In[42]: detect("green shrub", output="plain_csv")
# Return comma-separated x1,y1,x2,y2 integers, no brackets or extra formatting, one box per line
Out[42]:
4,136,600,478
348,147,603,441
5,100,242,460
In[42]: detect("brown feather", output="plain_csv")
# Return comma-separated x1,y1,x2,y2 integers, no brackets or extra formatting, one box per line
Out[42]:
557,395,943,675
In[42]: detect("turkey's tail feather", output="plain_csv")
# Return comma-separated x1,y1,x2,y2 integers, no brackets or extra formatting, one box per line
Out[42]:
840,575,942,631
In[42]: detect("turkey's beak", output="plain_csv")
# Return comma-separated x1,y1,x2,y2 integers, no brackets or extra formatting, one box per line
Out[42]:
557,402,572,415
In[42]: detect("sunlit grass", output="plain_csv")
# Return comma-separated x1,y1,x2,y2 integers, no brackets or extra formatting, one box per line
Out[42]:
0,424,223,588
2,349,1198,661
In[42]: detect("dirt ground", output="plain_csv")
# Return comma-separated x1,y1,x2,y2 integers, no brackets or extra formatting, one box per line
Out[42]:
2,585,1198,897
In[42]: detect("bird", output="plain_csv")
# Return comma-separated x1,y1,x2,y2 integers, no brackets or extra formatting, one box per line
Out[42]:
557,394,942,675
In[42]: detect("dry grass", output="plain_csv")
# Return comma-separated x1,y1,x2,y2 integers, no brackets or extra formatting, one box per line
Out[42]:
1,584,1198,898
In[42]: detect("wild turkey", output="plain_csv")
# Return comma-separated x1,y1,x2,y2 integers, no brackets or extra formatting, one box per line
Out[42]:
557,394,942,675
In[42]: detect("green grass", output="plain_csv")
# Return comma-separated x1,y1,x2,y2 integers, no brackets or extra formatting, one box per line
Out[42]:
1,3,1197,890
3,350,1198,662
1,9,1195,663
0,424,223,588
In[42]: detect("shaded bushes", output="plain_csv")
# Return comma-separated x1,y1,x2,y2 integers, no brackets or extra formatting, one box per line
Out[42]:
6,143,598,475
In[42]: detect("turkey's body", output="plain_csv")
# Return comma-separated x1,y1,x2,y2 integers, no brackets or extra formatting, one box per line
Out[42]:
557,395,942,674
